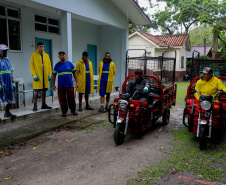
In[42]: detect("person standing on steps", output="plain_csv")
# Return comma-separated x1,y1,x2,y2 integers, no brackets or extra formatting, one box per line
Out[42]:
0,44,17,120
76,51,94,112
30,42,52,111
52,51,79,117
98,52,116,113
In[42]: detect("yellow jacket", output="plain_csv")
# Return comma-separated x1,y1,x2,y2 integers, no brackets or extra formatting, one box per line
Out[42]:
98,61,116,93
195,75,226,101
76,59,94,93
30,49,52,89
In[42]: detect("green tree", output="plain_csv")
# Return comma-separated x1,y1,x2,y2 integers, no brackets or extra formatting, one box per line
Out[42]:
189,26,226,51
149,0,225,35
189,26,213,46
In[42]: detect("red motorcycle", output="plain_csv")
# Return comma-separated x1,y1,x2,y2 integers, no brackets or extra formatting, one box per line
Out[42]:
183,76,226,150
108,74,177,145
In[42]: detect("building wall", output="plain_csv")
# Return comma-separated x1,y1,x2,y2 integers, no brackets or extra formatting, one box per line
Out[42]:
128,35,155,57
100,26,128,88
0,0,129,107
30,0,128,29
71,18,100,71
1,0,62,102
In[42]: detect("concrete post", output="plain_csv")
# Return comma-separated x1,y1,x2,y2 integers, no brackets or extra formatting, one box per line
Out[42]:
61,11,72,62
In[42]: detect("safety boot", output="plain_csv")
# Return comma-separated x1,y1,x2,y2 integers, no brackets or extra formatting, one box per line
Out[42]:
4,110,17,119
78,104,83,112
85,104,94,110
41,102,52,109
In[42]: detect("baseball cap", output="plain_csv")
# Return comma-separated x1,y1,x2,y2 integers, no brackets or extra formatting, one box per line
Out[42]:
58,50,66,55
202,67,213,74
0,44,9,50
135,69,143,74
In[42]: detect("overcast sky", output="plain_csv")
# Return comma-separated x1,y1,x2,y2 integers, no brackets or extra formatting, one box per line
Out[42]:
137,0,166,35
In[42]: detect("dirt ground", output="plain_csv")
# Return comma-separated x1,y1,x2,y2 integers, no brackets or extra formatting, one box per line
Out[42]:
0,105,206,185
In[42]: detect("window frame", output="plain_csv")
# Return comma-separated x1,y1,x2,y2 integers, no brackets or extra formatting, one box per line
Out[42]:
0,4,22,52
34,14,60,35
181,56,184,69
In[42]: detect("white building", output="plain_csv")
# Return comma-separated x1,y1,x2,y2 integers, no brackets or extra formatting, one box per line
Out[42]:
0,0,151,105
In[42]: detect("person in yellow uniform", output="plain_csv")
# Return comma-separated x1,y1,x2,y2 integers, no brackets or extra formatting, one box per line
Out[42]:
98,52,116,112
30,42,52,111
195,67,226,101
76,51,94,112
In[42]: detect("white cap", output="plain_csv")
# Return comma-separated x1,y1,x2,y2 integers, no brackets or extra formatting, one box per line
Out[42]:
0,44,9,50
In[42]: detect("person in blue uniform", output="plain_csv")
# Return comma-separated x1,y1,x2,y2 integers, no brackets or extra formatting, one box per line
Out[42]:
52,51,79,117
98,52,116,113
0,44,17,120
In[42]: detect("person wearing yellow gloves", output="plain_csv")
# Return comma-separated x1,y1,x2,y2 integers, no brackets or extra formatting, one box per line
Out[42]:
30,42,52,111
76,51,94,112
98,52,116,112
195,67,226,101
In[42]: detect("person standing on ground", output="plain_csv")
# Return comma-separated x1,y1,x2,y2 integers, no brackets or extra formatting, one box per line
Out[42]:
52,51,78,117
98,52,116,113
0,44,17,120
76,51,94,112
30,42,52,111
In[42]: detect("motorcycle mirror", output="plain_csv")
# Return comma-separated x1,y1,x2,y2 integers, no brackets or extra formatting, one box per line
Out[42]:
115,86,120,91
190,88,196,94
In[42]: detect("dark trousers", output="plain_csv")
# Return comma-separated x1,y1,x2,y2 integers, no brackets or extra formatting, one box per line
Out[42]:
58,87,76,114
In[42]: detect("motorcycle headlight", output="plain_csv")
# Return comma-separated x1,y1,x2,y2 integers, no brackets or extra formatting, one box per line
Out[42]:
200,101,211,110
118,100,128,109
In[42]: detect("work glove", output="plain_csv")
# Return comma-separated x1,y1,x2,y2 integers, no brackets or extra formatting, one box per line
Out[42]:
48,75,52,81
32,75,39,82
143,87,149,93
0,85,3,93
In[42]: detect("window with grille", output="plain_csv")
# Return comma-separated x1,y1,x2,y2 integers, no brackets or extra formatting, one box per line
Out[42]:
35,14,60,34
181,56,184,69
0,4,21,51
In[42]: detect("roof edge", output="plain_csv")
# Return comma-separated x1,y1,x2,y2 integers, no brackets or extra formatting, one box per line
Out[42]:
130,0,152,25
129,31,161,48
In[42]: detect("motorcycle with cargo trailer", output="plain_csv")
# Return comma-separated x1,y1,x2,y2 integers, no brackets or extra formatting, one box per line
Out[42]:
183,50,226,150
108,49,177,145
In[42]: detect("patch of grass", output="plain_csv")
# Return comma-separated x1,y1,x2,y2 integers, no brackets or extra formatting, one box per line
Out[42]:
176,88,187,105
176,82,190,88
127,128,226,185
175,82,190,105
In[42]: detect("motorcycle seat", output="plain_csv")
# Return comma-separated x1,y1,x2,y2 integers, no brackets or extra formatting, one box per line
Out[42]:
119,93,130,100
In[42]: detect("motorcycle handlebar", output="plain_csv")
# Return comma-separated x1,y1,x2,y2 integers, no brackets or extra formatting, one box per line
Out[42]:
195,89,225,101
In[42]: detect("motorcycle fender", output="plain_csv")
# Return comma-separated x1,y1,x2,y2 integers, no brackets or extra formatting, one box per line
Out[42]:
116,118,125,125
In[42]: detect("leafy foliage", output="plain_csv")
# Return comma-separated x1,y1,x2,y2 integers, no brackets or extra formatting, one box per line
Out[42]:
220,51,226,60
148,0,226,35
189,26,213,46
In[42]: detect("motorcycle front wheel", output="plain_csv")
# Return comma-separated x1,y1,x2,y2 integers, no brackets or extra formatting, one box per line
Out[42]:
199,125,207,150
114,123,126,145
